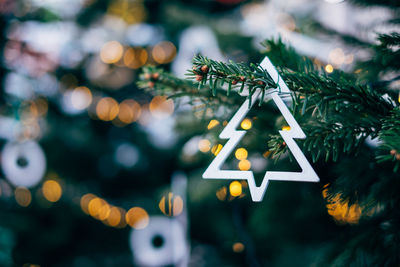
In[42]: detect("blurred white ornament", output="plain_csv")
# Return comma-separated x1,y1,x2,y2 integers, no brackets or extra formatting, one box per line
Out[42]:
1,141,46,187
5,73,34,99
141,116,177,149
114,143,139,168
130,216,188,267
60,90,86,115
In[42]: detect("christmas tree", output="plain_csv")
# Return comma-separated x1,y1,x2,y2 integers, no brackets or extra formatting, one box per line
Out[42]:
0,0,399,266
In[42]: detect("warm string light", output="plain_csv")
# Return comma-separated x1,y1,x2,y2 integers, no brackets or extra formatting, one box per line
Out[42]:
207,119,220,130
322,185,362,224
81,193,150,229
42,180,62,202
99,40,176,68
229,181,242,197
158,192,184,217
325,64,334,73
216,181,247,201
240,118,252,130
107,0,147,24
93,95,173,124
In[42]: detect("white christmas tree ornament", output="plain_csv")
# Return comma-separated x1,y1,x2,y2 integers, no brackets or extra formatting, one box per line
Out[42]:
202,56,319,202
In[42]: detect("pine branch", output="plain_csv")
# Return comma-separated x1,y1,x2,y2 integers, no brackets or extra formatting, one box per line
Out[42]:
356,32,400,80
376,108,400,171
138,40,398,169
137,66,246,109
189,55,279,106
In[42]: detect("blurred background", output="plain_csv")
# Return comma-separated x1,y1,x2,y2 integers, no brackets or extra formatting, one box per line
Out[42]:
0,0,398,266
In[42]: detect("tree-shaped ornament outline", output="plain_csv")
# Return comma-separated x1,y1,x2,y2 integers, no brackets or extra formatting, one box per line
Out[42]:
202,56,319,202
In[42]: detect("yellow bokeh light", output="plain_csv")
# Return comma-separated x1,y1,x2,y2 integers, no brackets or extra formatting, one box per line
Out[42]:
235,148,248,160
173,196,183,216
71,86,92,110
325,64,334,73
241,118,252,130
97,202,111,221
198,139,211,153
126,207,149,229
35,98,48,117
108,0,147,25
232,242,245,253
229,181,242,197
124,47,148,69
159,193,184,216
80,193,96,215
15,187,31,207
238,159,251,171
398,93,400,104
106,206,121,227
100,41,124,64
42,180,62,202
323,187,362,224
149,96,174,119
211,144,223,156
152,41,177,64
282,126,291,131
216,186,227,201
118,99,141,124
96,97,119,121
207,119,220,130
88,197,108,219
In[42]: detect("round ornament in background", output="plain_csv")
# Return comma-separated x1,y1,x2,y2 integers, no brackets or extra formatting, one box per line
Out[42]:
130,216,188,267
1,141,46,188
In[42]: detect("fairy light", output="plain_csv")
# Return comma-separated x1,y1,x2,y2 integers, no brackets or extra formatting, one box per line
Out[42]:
105,207,121,227
322,185,362,224
42,180,62,202
71,86,92,110
100,41,124,64
238,159,251,171
216,186,227,201
198,139,211,152
96,97,119,121
207,119,220,130
126,207,149,229
80,193,96,214
15,187,32,207
152,41,177,64
149,96,174,119
241,118,252,130
118,99,141,124
232,242,245,253
229,181,242,197
158,193,184,216
124,47,148,69
325,64,334,73
235,148,248,160
282,126,291,131
211,144,223,156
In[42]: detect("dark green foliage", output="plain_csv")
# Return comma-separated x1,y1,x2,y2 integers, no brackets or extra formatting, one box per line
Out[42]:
139,33,400,265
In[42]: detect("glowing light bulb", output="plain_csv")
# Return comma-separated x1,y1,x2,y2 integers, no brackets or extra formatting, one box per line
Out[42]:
229,181,242,197
241,118,252,130
325,64,334,73
235,148,248,160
